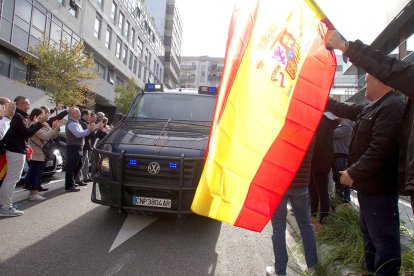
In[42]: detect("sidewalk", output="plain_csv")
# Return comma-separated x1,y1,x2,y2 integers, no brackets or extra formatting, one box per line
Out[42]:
286,195,413,275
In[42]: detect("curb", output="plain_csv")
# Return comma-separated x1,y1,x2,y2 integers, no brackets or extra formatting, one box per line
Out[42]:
286,207,359,276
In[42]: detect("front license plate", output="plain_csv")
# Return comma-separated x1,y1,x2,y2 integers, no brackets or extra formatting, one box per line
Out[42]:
132,196,171,208
46,160,53,167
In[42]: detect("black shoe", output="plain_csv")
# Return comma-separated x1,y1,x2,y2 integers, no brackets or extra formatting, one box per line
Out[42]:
37,187,49,192
84,178,93,182
65,187,80,192
75,181,88,187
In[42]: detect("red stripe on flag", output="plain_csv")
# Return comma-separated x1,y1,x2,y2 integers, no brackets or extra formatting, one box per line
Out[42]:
234,35,336,232
215,2,260,124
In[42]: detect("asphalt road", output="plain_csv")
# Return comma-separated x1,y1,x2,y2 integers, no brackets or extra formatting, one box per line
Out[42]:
0,172,306,276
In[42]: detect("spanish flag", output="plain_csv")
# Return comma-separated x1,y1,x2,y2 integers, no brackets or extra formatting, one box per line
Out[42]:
191,0,336,232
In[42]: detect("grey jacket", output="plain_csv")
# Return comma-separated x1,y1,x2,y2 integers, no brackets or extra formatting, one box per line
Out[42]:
333,119,353,155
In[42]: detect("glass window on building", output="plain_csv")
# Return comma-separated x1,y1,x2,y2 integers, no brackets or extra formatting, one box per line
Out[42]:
115,76,124,87
148,53,151,67
124,20,130,39
32,8,46,32
15,0,32,23
138,61,142,79
0,51,11,77
0,20,12,42
111,1,117,24
130,28,135,45
69,3,78,18
118,11,124,32
50,21,62,44
136,37,143,59
2,0,15,21
144,48,148,65
12,26,29,51
97,0,104,9
94,15,102,39
94,60,106,79
116,37,121,59
128,50,133,69
11,58,27,81
122,46,128,65
405,33,414,60
105,27,112,49
107,69,114,84
133,56,137,74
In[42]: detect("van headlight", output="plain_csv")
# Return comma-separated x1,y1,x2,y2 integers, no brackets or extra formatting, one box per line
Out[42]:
101,157,110,174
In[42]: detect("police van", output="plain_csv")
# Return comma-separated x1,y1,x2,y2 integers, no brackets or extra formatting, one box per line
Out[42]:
91,84,217,216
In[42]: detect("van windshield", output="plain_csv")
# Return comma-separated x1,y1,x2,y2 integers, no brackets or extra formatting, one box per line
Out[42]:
127,93,216,122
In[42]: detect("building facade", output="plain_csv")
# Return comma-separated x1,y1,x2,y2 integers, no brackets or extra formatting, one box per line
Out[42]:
345,0,414,103
145,0,183,89
0,0,164,119
180,56,223,89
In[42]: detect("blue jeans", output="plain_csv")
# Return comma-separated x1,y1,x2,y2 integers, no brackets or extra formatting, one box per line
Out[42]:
271,187,318,275
332,157,350,203
357,193,401,276
25,160,45,191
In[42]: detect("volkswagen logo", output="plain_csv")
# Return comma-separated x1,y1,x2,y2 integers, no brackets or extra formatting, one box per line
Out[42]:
148,162,161,175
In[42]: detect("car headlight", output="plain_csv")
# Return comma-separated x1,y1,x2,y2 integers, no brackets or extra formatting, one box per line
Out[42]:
101,157,110,173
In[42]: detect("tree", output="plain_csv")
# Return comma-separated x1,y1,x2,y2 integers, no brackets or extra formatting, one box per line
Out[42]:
114,78,139,114
22,36,97,106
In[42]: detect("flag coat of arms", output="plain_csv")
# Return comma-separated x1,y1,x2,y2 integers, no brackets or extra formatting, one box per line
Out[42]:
191,0,336,232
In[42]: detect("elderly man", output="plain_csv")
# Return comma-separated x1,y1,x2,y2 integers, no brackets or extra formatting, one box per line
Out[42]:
0,96,47,216
326,30,414,213
326,73,404,275
64,108,99,192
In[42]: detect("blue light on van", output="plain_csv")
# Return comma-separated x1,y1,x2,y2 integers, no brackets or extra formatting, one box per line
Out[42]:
169,162,178,169
128,159,138,167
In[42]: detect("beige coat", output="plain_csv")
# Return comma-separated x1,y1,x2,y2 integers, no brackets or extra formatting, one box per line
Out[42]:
28,122,59,161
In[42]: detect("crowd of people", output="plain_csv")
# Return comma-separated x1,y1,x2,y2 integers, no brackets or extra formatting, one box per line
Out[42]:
0,97,112,216
266,30,414,276
0,29,413,276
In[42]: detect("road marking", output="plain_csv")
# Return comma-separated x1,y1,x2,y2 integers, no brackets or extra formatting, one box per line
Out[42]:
109,214,158,253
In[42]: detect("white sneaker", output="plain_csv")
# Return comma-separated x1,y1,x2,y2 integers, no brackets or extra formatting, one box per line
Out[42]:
266,266,286,276
0,207,24,217
29,194,46,201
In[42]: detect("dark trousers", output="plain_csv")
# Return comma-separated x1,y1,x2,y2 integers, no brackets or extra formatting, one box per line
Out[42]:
65,145,83,189
310,171,330,223
25,160,45,191
332,157,351,203
357,192,401,276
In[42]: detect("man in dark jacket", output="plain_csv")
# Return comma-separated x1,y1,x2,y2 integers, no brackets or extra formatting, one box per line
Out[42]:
326,30,414,214
326,74,405,276
0,96,47,217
